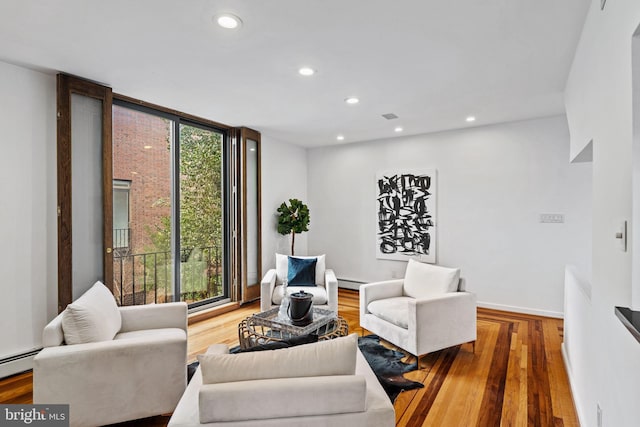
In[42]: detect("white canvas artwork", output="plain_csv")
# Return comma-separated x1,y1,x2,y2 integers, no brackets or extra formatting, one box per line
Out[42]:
376,169,437,263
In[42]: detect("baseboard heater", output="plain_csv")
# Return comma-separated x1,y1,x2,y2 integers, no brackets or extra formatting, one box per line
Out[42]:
337,278,365,291
0,349,41,379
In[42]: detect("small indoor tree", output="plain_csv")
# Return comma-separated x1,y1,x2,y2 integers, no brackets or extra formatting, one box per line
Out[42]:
277,198,310,255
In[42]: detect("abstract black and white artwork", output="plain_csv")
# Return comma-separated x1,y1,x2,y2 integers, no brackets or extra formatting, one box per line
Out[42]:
376,169,437,262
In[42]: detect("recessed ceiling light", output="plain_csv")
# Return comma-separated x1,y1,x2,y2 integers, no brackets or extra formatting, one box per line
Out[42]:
298,67,315,76
143,145,152,149
336,135,345,141
466,116,476,122
216,13,242,29
345,97,359,105
394,127,403,133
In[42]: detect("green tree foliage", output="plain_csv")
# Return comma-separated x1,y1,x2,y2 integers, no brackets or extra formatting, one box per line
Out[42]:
277,199,310,255
147,124,223,299
178,125,223,253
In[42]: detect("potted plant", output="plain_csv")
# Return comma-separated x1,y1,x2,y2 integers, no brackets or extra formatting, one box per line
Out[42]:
277,198,310,255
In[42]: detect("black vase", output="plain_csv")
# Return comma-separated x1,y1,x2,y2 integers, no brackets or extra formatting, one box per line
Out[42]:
288,290,314,326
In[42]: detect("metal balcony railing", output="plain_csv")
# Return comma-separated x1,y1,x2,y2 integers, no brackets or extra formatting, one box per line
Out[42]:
113,245,223,306
113,228,131,249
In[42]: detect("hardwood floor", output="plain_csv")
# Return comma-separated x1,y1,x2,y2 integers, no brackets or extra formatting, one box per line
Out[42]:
0,289,578,427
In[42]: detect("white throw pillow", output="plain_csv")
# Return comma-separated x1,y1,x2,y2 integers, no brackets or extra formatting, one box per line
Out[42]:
403,259,460,299
61,281,122,345
275,253,326,286
198,333,358,384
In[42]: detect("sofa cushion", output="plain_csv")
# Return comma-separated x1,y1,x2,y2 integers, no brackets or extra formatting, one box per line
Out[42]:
276,253,326,286
367,297,413,329
403,259,460,299
61,281,121,345
287,256,317,286
272,285,328,305
198,333,358,384
198,376,367,423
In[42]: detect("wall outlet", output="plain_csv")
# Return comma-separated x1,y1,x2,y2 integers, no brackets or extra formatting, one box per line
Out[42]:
597,403,602,427
540,213,565,223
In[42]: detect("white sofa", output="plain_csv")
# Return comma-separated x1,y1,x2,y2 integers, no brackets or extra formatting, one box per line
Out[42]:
168,334,395,427
260,254,338,313
360,259,477,360
33,282,188,427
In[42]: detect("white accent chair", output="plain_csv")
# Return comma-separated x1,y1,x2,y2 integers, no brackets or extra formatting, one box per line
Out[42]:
168,334,395,427
360,259,476,361
260,253,338,313
33,282,188,427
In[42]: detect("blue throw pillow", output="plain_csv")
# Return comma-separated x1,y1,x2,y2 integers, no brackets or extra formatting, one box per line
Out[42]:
287,257,317,286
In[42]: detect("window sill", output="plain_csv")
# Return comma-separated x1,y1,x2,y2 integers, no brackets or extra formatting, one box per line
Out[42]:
188,302,240,325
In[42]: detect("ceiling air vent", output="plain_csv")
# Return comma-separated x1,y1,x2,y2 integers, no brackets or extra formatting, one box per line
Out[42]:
382,113,398,120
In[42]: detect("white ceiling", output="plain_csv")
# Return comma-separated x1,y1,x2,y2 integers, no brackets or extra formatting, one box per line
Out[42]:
0,0,589,147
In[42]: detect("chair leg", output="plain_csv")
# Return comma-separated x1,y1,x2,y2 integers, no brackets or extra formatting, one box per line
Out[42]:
471,340,476,354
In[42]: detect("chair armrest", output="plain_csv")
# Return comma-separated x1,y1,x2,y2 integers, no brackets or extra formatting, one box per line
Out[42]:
199,375,366,423
260,269,277,312
34,330,187,404
325,269,338,312
119,302,187,332
409,292,477,350
42,312,65,347
359,280,404,316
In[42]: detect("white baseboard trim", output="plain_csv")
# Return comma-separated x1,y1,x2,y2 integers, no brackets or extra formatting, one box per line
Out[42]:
477,301,564,319
561,343,586,427
0,349,40,379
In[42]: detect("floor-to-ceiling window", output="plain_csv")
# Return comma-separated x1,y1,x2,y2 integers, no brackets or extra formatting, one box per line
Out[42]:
57,74,260,312
112,101,229,307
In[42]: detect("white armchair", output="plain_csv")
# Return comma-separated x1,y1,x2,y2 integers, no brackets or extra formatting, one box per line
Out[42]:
33,282,188,427
261,254,338,313
360,259,476,361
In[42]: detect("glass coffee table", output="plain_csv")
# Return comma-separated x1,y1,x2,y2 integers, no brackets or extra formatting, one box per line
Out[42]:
238,307,349,349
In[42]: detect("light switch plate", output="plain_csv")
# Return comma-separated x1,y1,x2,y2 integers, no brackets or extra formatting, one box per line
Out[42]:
540,213,564,223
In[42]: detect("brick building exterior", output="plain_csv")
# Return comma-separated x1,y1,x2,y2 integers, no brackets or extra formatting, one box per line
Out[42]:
112,105,171,255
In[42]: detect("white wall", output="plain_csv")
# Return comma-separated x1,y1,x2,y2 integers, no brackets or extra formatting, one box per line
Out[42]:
307,116,592,317
563,266,594,427
563,0,640,425
260,134,308,275
0,60,57,360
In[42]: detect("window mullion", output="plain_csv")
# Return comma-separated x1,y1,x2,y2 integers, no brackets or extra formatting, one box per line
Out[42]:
172,120,181,302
